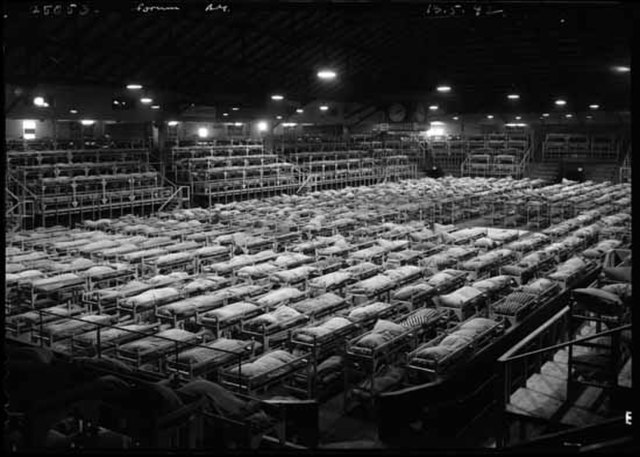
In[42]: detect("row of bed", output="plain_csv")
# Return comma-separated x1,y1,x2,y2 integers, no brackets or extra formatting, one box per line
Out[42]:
5,179,631,408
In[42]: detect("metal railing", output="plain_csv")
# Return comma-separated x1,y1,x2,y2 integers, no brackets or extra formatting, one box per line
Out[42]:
495,305,631,447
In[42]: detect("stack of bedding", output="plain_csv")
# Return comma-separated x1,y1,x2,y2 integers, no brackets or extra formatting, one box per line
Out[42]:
122,287,181,310
392,282,435,301
237,263,279,279
547,257,588,282
294,317,352,342
228,350,298,378
351,319,407,352
349,274,395,295
426,269,465,288
309,271,353,290
201,302,259,323
346,302,391,322
437,286,484,308
291,293,344,315
174,338,253,367
118,328,198,355
254,287,305,307
472,275,514,294
244,305,303,331
411,318,498,368
271,265,317,284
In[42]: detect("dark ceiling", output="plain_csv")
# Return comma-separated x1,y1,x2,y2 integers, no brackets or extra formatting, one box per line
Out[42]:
3,1,632,115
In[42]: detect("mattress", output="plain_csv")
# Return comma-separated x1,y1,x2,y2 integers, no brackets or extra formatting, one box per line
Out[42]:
31,273,84,292
392,282,435,300
42,314,114,338
156,293,230,318
384,265,422,282
271,266,316,283
119,328,198,355
294,317,352,342
255,288,305,307
244,305,303,330
155,252,194,266
291,293,344,315
352,319,406,349
237,263,279,278
228,350,297,378
174,338,252,366
438,286,483,308
201,301,259,322
74,323,159,346
122,287,181,310
350,274,395,295
309,271,353,290
347,302,390,321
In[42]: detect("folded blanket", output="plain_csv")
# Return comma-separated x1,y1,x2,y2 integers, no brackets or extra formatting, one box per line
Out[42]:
237,263,279,278
472,275,513,293
74,323,158,345
309,271,353,289
255,288,305,307
119,329,198,354
155,252,194,266
295,317,352,342
384,266,422,282
175,338,251,366
438,286,484,308
393,282,435,300
291,293,343,315
247,305,302,328
460,317,497,333
202,302,258,321
124,287,180,309
43,314,114,338
194,245,229,257
272,265,316,283
347,302,390,321
351,274,395,294
229,350,297,378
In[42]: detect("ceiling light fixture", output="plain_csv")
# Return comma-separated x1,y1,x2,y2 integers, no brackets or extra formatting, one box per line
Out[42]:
234,122,243,127
232,107,239,111
317,70,337,80
197,127,209,138
555,99,567,106
167,121,179,127
296,109,304,114
223,113,229,117
565,114,573,118
151,105,160,110
589,104,600,110
80,120,95,126
319,105,329,111
257,121,269,132
271,94,284,101
487,115,494,119
542,113,550,117
276,115,283,119
69,109,78,114
452,116,459,120
126,84,143,90
33,96,45,107
436,86,452,93
507,94,520,100
613,66,630,73
429,105,439,111
140,97,153,104
515,116,522,120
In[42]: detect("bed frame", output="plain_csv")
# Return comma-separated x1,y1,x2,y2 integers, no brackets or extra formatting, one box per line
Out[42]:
500,256,557,286
241,313,311,351
31,313,117,347
197,303,270,339
165,339,261,381
5,302,87,338
70,321,161,356
433,290,488,322
218,351,311,396
115,330,204,370
406,318,506,382
117,288,184,322
346,276,397,306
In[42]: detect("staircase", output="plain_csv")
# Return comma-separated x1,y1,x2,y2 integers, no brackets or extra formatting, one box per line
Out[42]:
498,310,632,447
527,162,560,182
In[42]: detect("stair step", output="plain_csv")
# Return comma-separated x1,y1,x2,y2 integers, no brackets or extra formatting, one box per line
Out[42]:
508,387,564,420
526,373,567,401
560,405,608,428
541,360,568,380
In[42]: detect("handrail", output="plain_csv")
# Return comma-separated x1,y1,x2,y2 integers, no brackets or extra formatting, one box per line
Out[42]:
7,172,38,201
502,323,631,364
157,185,189,212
